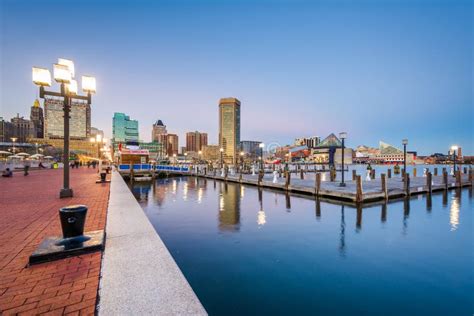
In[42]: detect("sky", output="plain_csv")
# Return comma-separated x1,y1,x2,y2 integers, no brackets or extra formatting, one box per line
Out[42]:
1,0,472,155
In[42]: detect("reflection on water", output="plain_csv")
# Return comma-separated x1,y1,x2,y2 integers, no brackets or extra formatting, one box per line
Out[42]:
131,177,473,316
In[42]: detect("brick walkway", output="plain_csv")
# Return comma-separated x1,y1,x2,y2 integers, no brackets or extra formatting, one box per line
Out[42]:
0,168,110,315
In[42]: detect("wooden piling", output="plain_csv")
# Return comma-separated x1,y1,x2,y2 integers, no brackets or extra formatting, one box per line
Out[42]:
381,173,387,200
434,167,437,176
285,170,291,190
371,169,375,180
387,168,391,178
352,169,357,181
443,170,448,190
463,167,467,174
300,169,304,180
427,172,432,194
413,168,417,177
315,173,321,195
404,173,410,196
356,175,363,203
456,170,461,187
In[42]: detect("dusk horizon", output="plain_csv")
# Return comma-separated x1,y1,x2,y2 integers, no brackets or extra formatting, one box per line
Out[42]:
1,0,472,155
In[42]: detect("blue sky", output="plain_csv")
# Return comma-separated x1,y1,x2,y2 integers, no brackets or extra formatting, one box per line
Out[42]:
1,0,472,155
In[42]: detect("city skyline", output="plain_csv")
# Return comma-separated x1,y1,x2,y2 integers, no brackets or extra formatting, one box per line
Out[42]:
1,0,472,155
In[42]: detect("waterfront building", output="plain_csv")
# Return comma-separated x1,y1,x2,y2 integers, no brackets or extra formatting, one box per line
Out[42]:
186,131,208,152
0,117,14,142
311,133,343,164
295,136,320,148
30,99,44,139
112,112,139,148
219,97,241,165
240,141,262,161
44,97,91,140
28,137,98,158
152,120,167,143
167,133,179,156
11,113,34,143
202,145,220,162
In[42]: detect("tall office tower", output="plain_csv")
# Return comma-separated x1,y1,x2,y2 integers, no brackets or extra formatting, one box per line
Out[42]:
30,99,44,138
167,133,179,156
152,119,168,143
112,112,139,148
219,97,240,165
186,131,208,152
44,97,91,139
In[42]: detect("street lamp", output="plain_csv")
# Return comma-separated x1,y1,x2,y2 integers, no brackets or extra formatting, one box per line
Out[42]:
339,132,347,187
33,58,96,198
402,139,408,173
259,143,265,170
451,145,458,173
10,137,17,154
219,147,224,168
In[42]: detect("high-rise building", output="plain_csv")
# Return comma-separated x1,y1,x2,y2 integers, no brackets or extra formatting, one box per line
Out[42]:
30,99,44,138
44,97,91,139
112,112,139,148
219,97,241,165
11,113,34,143
166,133,179,156
152,119,167,143
186,131,208,152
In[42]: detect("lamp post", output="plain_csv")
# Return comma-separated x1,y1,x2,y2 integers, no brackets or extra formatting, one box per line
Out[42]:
339,132,347,187
402,139,408,174
10,137,17,154
33,59,96,198
220,147,224,168
451,145,458,173
259,143,265,171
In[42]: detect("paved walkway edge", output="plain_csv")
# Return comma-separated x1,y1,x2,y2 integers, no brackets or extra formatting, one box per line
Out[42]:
98,170,207,315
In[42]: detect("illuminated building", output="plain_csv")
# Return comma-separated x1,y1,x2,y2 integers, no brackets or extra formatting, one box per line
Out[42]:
186,131,208,152
219,97,240,165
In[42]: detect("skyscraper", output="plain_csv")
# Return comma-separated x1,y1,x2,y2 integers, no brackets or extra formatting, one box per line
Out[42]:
30,99,44,138
167,133,179,156
44,97,90,139
11,113,34,143
186,131,208,152
219,97,240,165
152,119,167,143
112,112,139,148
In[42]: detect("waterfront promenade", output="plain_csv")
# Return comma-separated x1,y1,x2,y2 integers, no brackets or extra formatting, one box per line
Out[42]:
0,168,109,315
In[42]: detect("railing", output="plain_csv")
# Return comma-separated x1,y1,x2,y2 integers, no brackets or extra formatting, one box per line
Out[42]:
117,164,190,173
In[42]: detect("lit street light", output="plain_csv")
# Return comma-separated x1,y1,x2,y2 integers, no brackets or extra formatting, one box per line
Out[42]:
10,137,17,154
402,138,408,174
451,145,458,173
339,132,347,187
259,143,265,171
33,58,96,198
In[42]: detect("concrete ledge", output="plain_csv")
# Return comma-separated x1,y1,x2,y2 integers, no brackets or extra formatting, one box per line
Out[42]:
98,170,207,315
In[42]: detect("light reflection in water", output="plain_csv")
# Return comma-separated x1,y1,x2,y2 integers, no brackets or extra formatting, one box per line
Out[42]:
449,192,460,231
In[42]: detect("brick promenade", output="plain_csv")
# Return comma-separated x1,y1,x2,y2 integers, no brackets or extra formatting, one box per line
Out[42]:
0,168,109,315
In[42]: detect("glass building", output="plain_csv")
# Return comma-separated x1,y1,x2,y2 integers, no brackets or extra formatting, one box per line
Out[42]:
219,97,240,165
112,112,139,147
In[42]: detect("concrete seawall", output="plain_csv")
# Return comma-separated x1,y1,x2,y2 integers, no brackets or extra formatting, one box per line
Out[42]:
98,170,207,315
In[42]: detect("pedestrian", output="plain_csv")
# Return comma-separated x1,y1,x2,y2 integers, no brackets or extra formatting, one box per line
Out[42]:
2,168,13,177
24,164,29,176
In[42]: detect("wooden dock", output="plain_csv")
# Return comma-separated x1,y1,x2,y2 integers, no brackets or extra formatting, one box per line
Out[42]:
193,170,472,203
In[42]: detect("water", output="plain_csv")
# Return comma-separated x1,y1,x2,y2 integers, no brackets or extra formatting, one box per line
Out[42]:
130,177,473,315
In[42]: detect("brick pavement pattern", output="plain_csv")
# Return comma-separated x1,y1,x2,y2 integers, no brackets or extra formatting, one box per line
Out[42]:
0,168,109,315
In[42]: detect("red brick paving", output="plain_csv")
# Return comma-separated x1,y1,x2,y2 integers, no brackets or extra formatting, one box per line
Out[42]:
0,168,109,315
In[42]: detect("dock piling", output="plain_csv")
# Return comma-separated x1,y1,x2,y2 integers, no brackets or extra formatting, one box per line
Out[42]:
315,173,321,195
285,171,291,191
387,168,391,178
404,173,410,196
300,169,304,180
434,167,438,176
456,170,461,187
352,170,356,181
356,175,363,203
413,168,417,177
443,170,448,190
427,172,432,194
381,173,387,200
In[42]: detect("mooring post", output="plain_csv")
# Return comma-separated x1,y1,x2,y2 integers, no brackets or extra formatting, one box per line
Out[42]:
381,173,387,200
456,170,461,187
371,169,375,180
387,168,392,179
404,173,410,196
434,167,438,176
315,172,321,195
413,168,417,178
463,167,467,174
285,170,291,191
356,175,363,203
300,169,304,180
352,169,357,181
427,172,432,194
443,170,448,190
